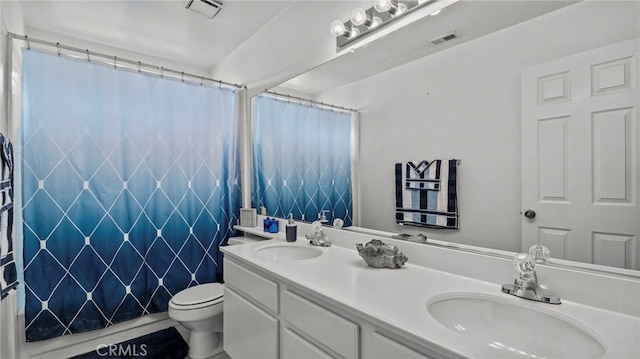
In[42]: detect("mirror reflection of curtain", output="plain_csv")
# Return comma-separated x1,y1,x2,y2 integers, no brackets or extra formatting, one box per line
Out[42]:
252,95,352,226
21,50,240,341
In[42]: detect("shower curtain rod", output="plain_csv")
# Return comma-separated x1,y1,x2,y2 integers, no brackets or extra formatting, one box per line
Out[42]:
262,90,357,113
7,32,243,90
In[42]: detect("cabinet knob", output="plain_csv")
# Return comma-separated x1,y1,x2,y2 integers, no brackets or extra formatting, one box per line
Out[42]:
524,210,536,219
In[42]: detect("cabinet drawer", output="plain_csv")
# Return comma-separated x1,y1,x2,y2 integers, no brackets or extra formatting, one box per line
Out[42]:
282,289,359,359
224,258,278,313
282,327,334,359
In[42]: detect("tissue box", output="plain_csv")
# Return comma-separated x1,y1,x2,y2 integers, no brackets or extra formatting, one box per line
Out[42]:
240,208,257,227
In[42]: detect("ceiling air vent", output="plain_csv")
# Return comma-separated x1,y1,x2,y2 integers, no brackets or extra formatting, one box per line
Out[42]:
430,31,458,45
185,0,223,19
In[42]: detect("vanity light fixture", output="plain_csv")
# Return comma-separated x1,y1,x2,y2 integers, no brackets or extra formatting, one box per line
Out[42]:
330,0,458,48
330,20,360,38
351,8,382,28
374,0,407,16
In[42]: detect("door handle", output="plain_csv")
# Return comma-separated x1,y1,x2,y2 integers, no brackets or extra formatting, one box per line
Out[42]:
524,210,536,219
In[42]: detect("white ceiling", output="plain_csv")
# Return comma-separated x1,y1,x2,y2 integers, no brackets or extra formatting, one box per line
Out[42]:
15,0,580,93
18,0,295,71
279,0,579,95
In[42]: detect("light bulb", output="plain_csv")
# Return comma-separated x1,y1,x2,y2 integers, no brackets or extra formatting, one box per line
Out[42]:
370,16,382,28
374,0,405,15
348,26,360,38
351,8,368,26
329,20,347,36
396,3,408,15
374,0,395,13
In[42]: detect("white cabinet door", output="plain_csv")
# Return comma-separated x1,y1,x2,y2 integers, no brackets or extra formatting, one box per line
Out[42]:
521,38,640,269
223,287,278,359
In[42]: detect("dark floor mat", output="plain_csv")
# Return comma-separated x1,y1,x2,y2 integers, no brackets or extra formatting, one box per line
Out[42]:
71,327,188,359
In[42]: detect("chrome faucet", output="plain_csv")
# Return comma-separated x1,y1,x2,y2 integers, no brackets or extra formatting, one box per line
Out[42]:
501,252,561,304
305,221,330,247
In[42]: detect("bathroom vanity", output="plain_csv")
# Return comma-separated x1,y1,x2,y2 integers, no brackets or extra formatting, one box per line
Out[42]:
222,247,438,359
221,220,640,359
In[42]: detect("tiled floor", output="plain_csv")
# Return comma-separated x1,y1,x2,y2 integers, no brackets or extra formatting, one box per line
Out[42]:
211,351,231,359
176,326,230,359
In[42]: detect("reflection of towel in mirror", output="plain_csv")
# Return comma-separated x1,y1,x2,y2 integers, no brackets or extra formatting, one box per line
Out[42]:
0,132,17,300
395,159,459,229
405,160,441,190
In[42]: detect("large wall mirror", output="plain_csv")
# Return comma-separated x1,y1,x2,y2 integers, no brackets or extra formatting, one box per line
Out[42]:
253,0,640,274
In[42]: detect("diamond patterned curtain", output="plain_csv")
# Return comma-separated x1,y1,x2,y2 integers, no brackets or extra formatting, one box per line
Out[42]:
21,50,240,341
252,95,352,225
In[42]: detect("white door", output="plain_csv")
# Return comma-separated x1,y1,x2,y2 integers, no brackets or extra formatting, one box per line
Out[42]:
521,38,640,270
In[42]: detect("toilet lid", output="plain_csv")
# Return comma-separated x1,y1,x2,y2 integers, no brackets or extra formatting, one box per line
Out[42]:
171,283,223,306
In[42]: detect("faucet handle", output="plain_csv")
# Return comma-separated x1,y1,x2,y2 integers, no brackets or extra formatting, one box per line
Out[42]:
311,220,323,233
513,253,536,280
528,244,550,264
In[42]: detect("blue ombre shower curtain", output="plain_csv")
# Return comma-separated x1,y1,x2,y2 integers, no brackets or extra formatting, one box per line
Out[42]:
21,50,240,341
252,95,352,225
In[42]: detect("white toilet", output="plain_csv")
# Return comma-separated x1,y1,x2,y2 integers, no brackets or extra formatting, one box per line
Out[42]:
169,238,256,358
168,282,224,359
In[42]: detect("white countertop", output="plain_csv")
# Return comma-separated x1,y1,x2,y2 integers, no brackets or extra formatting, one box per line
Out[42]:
222,230,640,359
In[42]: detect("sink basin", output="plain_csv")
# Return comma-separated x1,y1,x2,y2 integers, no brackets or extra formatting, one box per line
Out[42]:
256,244,323,261
427,293,605,358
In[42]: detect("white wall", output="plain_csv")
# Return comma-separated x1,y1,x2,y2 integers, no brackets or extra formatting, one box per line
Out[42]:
317,1,640,252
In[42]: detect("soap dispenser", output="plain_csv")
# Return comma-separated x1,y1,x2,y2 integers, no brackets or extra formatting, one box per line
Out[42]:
286,213,297,242
319,210,330,224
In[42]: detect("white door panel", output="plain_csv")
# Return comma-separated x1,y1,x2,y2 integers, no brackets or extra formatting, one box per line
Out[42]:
522,38,639,269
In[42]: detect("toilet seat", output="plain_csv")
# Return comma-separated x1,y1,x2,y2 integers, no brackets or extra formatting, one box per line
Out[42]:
170,283,223,310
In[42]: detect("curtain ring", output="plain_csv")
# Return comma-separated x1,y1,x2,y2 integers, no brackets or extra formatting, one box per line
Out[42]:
137,61,141,73
200,76,204,86
181,71,185,82
56,43,61,56
24,35,30,50
113,56,117,69
160,67,164,78
86,49,91,62
218,80,222,89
